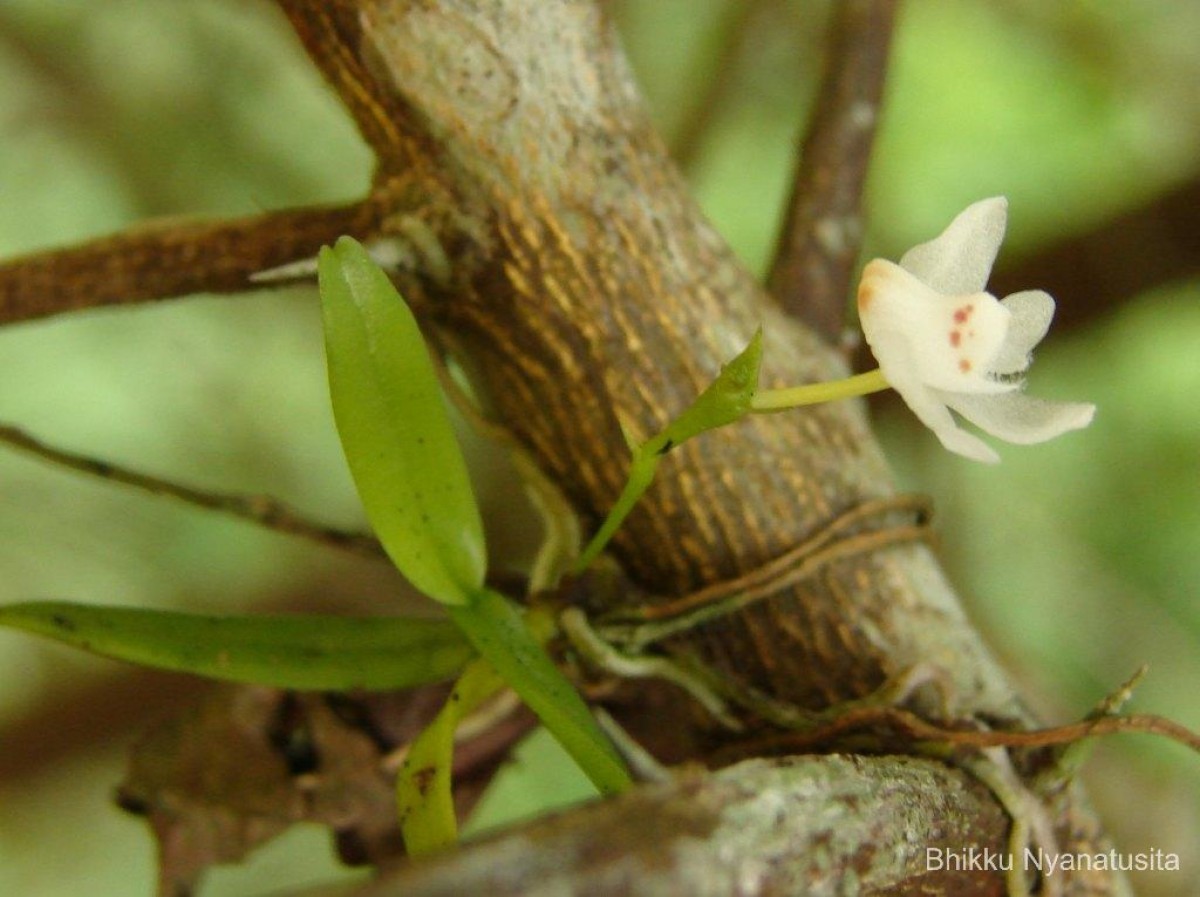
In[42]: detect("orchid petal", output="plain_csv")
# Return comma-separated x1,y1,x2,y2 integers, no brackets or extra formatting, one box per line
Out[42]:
943,392,1096,445
874,337,1001,463
989,290,1055,377
929,412,1002,463
911,383,1001,463
899,197,1008,295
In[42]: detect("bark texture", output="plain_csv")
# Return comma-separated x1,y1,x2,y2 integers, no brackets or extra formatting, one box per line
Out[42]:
337,756,1012,897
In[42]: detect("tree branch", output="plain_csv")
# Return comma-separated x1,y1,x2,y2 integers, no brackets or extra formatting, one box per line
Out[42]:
1,1,1134,892
326,756,1013,897
991,177,1200,333
259,3,1123,890
766,0,900,341
0,198,381,326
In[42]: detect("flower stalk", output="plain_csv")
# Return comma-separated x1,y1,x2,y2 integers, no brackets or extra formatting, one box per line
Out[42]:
751,368,890,412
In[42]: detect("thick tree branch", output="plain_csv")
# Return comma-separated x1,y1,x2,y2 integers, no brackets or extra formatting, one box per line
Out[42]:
331,756,1012,897
261,3,1121,891
766,0,900,341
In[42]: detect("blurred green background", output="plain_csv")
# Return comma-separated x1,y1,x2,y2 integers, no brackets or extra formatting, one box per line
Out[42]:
1,1,1197,895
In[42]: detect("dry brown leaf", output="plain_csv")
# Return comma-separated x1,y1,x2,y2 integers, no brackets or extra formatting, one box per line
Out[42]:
115,682,528,897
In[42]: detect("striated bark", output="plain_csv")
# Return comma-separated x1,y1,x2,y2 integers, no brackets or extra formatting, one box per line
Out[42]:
0,200,382,324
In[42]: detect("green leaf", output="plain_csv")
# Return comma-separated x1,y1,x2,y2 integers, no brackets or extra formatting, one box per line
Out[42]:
319,237,485,606
396,658,505,855
450,589,631,795
0,601,472,690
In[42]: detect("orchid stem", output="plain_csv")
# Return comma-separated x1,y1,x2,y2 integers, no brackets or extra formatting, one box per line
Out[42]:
750,368,890,412
575,450,659,573
576,368,891,572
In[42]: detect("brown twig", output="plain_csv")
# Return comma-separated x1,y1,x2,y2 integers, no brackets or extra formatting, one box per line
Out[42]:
0,198,384,327
766,0,900,342
0,421,385,559
603,494,931,628
716,705,1200,763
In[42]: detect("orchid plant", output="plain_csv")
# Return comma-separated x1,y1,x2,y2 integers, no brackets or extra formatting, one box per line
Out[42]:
0,200,1097,860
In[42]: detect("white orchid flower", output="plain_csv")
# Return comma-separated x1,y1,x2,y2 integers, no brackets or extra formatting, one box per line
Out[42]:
855,197,1095,463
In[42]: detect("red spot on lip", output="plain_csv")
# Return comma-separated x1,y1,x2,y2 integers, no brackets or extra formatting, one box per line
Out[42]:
953,304,974,324
959,359,972,373
949,331,961,347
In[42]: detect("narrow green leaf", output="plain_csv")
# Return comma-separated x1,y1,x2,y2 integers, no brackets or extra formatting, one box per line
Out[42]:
0,601,472,690
318,237,485,606
450,589,631,795
396,658,505,855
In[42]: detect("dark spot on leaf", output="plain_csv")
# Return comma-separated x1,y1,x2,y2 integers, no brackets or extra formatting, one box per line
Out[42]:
412,765,438,797
655,438,675,456
50,614,77,633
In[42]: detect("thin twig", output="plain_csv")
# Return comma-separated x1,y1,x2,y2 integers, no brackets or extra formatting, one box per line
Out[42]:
0,198,383,327
766,0,900,342
716,704,1200,762
0,421,384,559
601,494,931,630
